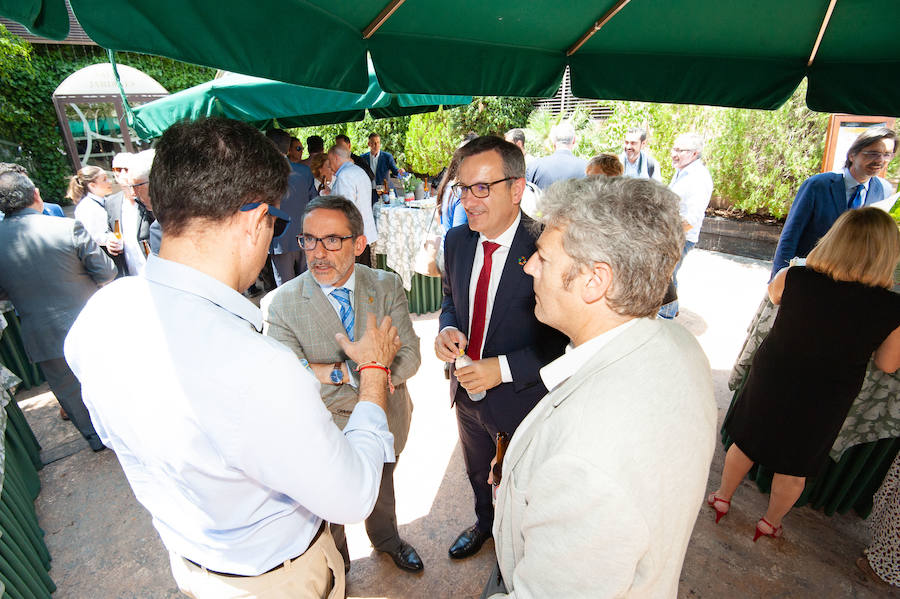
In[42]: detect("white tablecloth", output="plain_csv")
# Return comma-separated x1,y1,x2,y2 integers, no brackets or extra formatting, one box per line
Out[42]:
372,204,438,290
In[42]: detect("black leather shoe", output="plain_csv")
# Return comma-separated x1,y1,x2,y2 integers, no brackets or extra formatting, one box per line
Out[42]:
382,540,423,572
448,525,491,559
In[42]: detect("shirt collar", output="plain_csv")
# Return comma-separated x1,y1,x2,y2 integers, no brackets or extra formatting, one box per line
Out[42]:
843,167,870,191
85,191,106,205
143,255,263,331
7,207,40,218
318,269,356,299
478,211,521,248
539,318,639,392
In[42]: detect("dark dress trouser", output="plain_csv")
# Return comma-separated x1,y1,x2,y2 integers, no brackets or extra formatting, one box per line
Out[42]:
40,357,102,449
271,251,307,287
455,386,502,534
330,460,401,567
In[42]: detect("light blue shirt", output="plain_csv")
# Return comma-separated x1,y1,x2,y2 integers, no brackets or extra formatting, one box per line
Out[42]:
332,161,378,244
65,255,394,575
842,167,870,206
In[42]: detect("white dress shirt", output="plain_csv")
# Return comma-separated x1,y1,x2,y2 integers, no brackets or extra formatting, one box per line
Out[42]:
669,159,713,244
465,212,521,382
65,255,394,576
73,192,110,245
120,197,146,275
539,318,638,393
332,161,378,244
318,270,359,388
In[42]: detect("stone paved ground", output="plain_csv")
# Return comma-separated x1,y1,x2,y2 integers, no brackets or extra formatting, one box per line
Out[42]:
17,249,900,598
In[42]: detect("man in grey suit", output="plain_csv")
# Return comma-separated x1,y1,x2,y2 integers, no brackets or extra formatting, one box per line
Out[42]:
263,195,424,574
483,176,716,598
0,171,116,450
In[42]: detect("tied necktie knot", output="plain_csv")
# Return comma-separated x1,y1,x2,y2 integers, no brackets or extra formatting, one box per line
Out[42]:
848,184,864,210
331,287,354,341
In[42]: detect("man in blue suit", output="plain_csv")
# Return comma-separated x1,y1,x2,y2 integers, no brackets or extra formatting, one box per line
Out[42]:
361,133,403,188
434,136,568,561
771,126,896,279
526,121,587,190
266,129,318,286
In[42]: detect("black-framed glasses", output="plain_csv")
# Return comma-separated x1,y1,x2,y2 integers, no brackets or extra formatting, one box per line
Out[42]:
298,233,355,251
123,181,148,190
451,177,516,199
239,202,291,239
859,151,895,160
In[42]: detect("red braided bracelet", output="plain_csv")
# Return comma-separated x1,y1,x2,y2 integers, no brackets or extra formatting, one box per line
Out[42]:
355,361,394,394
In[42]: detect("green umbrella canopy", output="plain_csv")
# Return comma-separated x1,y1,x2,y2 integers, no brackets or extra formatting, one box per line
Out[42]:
131,60,472,139
4,0,899,114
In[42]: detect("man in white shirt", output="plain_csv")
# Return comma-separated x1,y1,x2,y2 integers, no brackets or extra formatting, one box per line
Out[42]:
482,176,716,598
659,132,713,319
65,117,401,599
329,144,378,265
619,126,662,182
263,196,423,574
434,136,567,561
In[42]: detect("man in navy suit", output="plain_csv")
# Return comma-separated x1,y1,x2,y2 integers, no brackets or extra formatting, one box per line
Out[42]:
434,136,568,560
526,121,587,190
771,126,896,278
266,129,318,286
361,133,403,189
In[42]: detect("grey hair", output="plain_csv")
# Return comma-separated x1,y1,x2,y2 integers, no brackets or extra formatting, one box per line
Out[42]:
536,176,684,317
0,171,37,214
303,195,364,238
625,127,647,142
550,121,577,146
674,132,703,156
505,128,525,146
327,144,351,161
129,149,155,181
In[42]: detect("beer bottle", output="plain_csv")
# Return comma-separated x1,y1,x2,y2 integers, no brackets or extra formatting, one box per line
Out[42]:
141,240,151,257
113,219,122,241
492,431,510,486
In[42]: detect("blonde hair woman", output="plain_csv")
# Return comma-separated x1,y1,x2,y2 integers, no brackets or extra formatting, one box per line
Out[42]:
67,166,119,254
709,207,900,541
308,153,332,195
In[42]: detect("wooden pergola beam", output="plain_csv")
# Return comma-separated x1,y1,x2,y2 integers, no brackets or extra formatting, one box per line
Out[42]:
567,0,632,57
807,0,838,67
362,0,406,39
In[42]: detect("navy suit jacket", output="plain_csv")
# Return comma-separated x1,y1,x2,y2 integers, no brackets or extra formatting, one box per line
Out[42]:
360,150,399,186
526,149,587,190
439,214,568,433
771,172,888,278
271,162,317,255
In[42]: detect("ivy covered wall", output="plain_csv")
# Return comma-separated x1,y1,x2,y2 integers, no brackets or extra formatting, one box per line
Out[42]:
0,25,214,203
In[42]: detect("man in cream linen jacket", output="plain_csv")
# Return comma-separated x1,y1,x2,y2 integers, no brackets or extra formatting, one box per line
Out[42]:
484,176,717,598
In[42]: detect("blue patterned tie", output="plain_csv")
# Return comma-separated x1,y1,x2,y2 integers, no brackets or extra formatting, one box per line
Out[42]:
849,184,864,210
331,288,354,341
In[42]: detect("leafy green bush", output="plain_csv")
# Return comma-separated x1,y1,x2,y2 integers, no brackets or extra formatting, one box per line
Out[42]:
290,112,411,166
404,108,456,176
448,96,534,140
0,27,214,203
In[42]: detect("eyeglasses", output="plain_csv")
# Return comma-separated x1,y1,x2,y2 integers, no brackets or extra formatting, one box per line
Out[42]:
451,177,516,199
239,202,291,239
859,151,895,160
123,181,148,190
297,233,355,251
112,167,127,173
671,148,694,153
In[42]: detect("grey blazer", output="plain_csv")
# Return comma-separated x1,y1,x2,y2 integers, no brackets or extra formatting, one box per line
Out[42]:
262,265,420,454
489,318,717,598
0,209,116,362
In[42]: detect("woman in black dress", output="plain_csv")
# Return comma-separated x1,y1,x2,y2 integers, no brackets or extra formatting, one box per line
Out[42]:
708,207,900,541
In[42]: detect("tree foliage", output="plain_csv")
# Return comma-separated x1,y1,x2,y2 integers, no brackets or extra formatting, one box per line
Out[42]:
290,112,412,166
448,96,533,140
0,31,214,203
404,108,456,176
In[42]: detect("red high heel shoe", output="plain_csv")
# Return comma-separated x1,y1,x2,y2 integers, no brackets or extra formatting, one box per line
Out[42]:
706,493,730,524
753,517,784,542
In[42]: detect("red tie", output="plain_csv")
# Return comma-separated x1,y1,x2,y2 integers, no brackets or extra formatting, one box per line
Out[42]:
467,241,500,361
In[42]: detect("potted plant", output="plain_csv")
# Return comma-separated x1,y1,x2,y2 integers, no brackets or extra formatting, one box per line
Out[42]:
401,173,422,202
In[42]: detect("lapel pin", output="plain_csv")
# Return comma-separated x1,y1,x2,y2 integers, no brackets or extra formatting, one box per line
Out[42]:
367,296,374,304
517,256,527,266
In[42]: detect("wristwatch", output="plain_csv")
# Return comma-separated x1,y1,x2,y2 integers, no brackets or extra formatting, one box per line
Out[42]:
329,362,344,386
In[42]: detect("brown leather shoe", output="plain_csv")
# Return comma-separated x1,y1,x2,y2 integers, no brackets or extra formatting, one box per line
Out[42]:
448,525,491,559
59,407,69,420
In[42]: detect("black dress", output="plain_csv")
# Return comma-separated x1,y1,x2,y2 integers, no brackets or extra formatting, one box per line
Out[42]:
726,266,900,477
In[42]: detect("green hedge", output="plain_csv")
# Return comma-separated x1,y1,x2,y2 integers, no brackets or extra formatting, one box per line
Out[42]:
0,26,214,203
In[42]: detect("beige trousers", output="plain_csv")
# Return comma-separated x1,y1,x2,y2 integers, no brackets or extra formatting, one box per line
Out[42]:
169,526,345,599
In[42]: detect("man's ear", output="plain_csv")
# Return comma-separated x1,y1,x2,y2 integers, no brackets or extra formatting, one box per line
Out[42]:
353,234,368,257
243,203,269,244
32,188,44,212
582,262,613,304
511,177,526,206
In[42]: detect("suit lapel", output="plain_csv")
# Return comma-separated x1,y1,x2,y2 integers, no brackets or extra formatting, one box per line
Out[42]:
485,217,533,344
301,272,345,338
501,318,660,475
829,173,847,214
456,228,478,335
352,266,376,341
